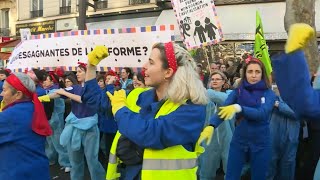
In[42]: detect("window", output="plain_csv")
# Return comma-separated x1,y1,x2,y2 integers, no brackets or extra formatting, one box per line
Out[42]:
129,0,150,5
30,0,43,18
61,0,71,7
1,9,9,28
96,0,108,9
76,0,88,12
60,0,71,14
0,9,10,36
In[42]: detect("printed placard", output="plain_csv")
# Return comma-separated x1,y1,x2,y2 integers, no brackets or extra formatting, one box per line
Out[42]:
171,0,223,49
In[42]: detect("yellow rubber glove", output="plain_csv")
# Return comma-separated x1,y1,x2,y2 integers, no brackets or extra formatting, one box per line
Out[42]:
38,95,51,102
285,23,315,53
218,104,242,120
197,126,214,146
0,101,5,112
106,89,127,115
88,45,109,66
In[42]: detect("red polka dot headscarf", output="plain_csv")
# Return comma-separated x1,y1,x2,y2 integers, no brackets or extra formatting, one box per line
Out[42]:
164,42,178,74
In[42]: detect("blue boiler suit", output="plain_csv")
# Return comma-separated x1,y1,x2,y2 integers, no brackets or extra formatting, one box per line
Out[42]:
199,89,233,180
0,101,50,180
98,85,117,135
82,79,206,180
97,84,118,166
60,80,105,180
45,84,70,167
210,89,276,180
272,50,320,180
267,96,299,180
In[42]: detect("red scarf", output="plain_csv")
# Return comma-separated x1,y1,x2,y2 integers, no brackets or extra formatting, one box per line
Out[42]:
5,74,52,136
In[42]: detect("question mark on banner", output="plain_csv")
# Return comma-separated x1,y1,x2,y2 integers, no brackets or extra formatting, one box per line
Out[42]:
143,46,148,55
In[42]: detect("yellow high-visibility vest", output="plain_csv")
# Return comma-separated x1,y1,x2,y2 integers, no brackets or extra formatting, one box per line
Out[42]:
125,87,149,113
106,88,204,180
106,87,148,180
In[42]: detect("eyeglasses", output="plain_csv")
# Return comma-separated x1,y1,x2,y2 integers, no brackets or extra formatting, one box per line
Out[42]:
211,78,223,82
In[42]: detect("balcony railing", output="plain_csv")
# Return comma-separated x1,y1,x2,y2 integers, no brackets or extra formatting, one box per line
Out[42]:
0,28,10,36
30,10,43,18
60,6,71,14
129,0,150,5
96,1,108,9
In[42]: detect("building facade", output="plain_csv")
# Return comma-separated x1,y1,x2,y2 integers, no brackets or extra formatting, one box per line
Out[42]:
0,0,17,38
15,0,320,40
157,0,320,63
12,0,320,65
15,0,158,36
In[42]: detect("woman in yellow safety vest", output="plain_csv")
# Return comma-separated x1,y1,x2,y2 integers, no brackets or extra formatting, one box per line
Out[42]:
82,42,208,180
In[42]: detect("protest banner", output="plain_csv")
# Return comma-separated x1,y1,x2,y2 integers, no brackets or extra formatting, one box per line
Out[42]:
171,0,223,49
8,25,174,72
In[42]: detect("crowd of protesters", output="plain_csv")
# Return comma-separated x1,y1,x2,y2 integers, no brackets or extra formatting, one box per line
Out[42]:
0,23,319,180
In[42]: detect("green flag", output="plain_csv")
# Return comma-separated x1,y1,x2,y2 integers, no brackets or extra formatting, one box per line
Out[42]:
254,11,272,76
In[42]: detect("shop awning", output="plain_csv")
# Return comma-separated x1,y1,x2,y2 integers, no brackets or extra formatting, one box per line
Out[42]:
0,39,20,61
0,52,11,60
86,16,158,30
0,39,21,53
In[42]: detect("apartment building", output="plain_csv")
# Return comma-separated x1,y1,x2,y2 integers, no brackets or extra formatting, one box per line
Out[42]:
15,0,160,36
159,0,320,61
16,0,320,40
86,0,320,57
0,0,16,37
11,0,320,63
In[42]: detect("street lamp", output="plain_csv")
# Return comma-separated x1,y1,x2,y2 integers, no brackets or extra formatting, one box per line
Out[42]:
156,0,172,9
78,0,98,30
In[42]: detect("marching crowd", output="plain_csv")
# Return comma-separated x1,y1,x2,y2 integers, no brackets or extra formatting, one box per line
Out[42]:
0,23,319,180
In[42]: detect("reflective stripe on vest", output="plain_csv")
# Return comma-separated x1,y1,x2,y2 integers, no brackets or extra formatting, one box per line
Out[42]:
109,153,117,164
106,131,122,180
106,88,205,180
141,99,204,180
106,88,149,179
142,158,197,170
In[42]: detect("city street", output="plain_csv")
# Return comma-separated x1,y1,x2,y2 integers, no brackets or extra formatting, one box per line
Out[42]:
50,152,107,180
49,165,228,180
1,0,318,179
49,155,230,180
